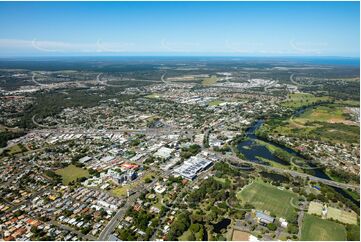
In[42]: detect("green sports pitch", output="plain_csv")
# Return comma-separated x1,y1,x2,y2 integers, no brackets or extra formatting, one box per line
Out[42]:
237,180,299,221
301,214,347,241
55,164,89,185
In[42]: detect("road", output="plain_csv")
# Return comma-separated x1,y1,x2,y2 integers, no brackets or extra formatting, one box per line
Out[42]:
98,179,158,240
31,127,198,136
289,73,320,88
161,73,170,86
297,201,307,239
50,220,96,241
31,73,46,86
96,73,102,83
149,169,211,240
218,153,359,191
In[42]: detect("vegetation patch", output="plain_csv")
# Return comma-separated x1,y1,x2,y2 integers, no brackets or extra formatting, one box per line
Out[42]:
260,104,360,145
202,75,219,86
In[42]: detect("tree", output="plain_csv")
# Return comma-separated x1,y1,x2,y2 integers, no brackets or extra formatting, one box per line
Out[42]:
287,224,298,234
267,223,277,231
190,223,201,233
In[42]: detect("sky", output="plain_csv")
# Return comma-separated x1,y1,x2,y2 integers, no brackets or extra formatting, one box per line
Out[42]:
0,1,359,57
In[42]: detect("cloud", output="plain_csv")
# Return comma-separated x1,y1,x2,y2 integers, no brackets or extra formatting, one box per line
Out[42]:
289,39,328,55
224,40,265,54
0,38,135,53
161,39,200,52
96,39,134,53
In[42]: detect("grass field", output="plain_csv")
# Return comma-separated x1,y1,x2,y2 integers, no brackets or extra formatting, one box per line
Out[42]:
202,75,218,86
292,105,354,125
237,180,299,221
209,100,224,106
335,99,360,107
308,201,358,225
145,93,161,99
8,144,27,155
55,164,89,185
301,214,347,241
308,201,324,216
282,93,331,109
268,103,359,144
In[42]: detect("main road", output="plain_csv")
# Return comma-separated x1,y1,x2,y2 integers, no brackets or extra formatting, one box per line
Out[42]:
98,179,158,240
31,126,198,136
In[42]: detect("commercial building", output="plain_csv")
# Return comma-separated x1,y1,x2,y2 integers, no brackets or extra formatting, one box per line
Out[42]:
173,155,212,180
154,147,174,160
255,211,274,225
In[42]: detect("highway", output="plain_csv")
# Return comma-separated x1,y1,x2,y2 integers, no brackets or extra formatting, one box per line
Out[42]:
161,72,170,86
31,72,46,86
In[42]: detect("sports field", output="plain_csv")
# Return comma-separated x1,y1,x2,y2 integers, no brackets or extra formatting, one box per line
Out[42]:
145,93,161,99
55,164,89,185
308,201,358,225
237,180,299,221
232,230,251,241
208,100,224,106
301,214,347,241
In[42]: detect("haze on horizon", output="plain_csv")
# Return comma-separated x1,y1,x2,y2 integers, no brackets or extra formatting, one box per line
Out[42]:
0,1,359,57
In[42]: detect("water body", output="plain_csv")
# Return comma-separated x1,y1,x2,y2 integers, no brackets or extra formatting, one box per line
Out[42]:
212,218,231,234
237,107,359,206
237,119,289,166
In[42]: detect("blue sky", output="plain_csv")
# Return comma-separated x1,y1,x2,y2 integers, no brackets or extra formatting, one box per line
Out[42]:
0,1,359,57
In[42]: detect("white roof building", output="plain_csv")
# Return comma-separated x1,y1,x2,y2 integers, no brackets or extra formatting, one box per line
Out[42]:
154,147,174,160
79,156,92,163
173,155,212,180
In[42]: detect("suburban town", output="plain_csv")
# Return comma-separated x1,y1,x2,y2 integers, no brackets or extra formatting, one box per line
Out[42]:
0,1,360,241
0,56,360,241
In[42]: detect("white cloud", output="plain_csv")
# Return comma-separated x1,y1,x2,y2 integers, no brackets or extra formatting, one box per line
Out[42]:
161,39,200,52
0,38,135,53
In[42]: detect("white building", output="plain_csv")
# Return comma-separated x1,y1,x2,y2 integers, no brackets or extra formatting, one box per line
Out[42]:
154,147,174,160
173,155,212,180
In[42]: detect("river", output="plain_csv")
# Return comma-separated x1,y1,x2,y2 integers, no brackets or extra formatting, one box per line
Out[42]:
237,107,359,206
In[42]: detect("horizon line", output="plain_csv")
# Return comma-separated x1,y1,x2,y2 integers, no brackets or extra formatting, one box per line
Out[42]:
0,55,359,59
